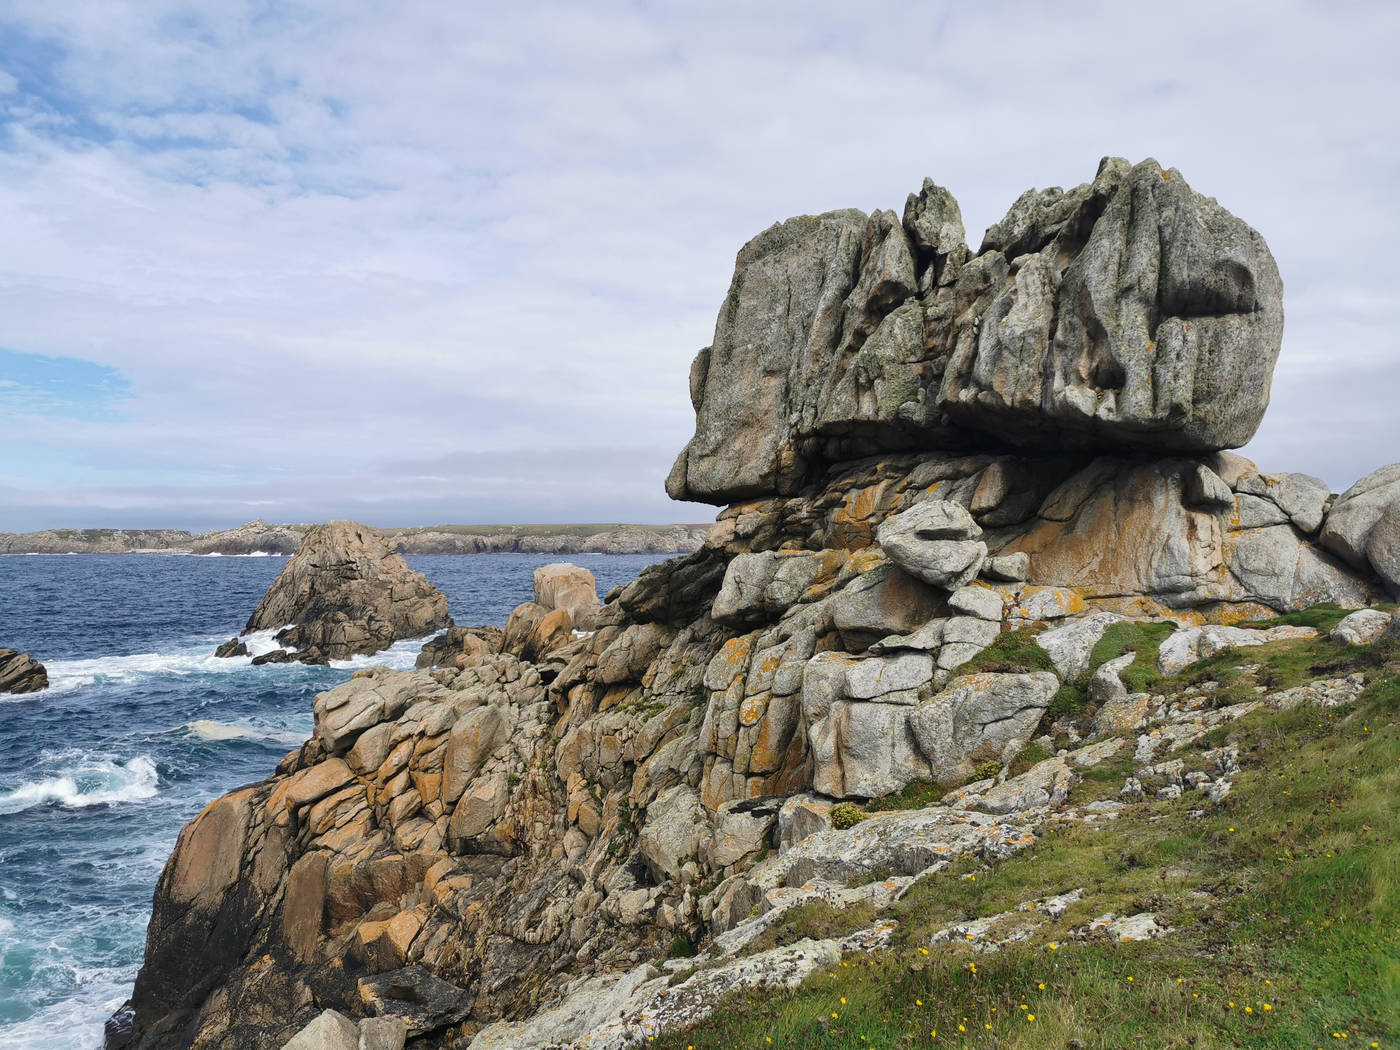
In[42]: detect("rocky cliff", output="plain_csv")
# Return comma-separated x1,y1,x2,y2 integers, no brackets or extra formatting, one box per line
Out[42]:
113,159,1400,1050
228,521,451,664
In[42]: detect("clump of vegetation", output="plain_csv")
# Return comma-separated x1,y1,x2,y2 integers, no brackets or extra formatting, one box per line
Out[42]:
1005,739,1055,778
747,900,878,955
1046,682,1089,720
865,780,942,813
1238,601,1356,631
829,802,868,830
951,627,1054,676
844,866,895,889
668,935,697,959
967,759,1002,784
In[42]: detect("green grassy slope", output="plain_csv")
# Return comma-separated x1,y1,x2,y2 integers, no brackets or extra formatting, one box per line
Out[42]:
643,638,1400,1050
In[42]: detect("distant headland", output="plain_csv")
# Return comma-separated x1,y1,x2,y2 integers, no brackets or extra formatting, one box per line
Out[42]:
0,520,708,557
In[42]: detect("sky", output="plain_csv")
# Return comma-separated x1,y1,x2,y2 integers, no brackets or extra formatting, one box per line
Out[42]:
0,1,1396,532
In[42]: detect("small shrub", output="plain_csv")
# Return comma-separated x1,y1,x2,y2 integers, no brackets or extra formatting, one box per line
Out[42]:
830,802,868,829
968,759,1002,784
668,935,696,959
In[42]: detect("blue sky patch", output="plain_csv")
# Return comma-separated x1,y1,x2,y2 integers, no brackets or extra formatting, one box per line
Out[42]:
0,348,133,421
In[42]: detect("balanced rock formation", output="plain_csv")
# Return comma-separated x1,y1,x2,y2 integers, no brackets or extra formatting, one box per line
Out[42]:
0,648,47,693
668,157,1284,505
117,161,1397,1050
224,521,450,664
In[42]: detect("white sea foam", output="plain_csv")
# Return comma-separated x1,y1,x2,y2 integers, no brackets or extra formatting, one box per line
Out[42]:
194,550,286,558
178,719,307,746
38,628,429,694
43,648,247,692
0,966,134,1050
330,634,434,672
241,626,294,658
0,756,159,816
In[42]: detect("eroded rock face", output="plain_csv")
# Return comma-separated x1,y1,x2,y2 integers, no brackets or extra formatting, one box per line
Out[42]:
239,521,450,663
670,158,1285,506
1321,463,1400,596
940,158,1284,452
122,162,1386,1050
0,649,47,694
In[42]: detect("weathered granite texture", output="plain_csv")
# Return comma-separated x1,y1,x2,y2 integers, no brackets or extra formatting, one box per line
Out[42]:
236,521,450,664
669,158,1284,505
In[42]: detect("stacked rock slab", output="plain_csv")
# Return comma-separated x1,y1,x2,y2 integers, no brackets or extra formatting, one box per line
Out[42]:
119,161,1397,1050
229,521,450,664
0,648,47,693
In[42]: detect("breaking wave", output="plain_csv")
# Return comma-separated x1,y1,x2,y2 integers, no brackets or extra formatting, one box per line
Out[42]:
0,755,159,816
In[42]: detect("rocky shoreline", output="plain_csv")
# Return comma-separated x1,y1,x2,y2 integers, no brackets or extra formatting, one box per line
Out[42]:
105,158,1400,1049
0,522,708,557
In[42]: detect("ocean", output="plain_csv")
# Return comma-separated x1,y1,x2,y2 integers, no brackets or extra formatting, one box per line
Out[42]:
0,552,668,1050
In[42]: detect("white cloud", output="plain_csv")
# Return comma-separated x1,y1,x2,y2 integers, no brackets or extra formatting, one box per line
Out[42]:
0,0,1396,530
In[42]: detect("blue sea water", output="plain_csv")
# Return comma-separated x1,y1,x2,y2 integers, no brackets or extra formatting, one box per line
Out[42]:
0,552,668,1050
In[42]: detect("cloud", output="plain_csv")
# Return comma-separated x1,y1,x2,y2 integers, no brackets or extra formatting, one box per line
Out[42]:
0,1,1396,530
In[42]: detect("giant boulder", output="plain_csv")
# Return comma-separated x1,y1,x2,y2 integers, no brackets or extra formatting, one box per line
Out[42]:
669,159,1285,506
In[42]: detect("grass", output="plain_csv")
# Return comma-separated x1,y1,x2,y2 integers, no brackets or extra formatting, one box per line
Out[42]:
1086,620,1176,692
747,901,880,955
640,639,1400,1050
1238,602,1358,632
866,780,945,814
952,628,1055,677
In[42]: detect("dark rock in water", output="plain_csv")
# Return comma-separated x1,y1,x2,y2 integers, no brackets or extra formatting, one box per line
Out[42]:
213,638,248,659
228,520,450,663
250,649,296,666
0,648,47,693
355,966,475,1036
104,999,135,1049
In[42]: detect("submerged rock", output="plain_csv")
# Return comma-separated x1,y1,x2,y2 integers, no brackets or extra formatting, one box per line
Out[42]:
234,521,450,663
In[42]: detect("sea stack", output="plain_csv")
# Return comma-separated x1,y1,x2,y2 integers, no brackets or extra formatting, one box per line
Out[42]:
0,649,48,693
220,520,450,664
